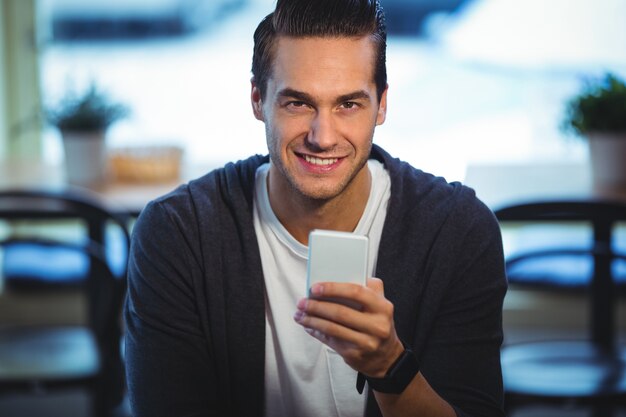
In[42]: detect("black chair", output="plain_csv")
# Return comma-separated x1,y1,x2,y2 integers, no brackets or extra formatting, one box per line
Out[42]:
495,200,626,417
0,189,131,417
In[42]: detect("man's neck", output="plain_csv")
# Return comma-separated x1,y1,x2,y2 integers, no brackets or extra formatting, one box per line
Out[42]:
268,166,372,246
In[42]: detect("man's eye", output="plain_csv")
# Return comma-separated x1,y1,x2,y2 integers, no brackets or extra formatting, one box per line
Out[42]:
288,101,307,108
342,102,357,109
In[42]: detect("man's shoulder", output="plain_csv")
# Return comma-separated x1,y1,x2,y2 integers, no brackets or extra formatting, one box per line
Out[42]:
188,153,268,197
140,153,269,222
373,145,491,225
372,145,478,203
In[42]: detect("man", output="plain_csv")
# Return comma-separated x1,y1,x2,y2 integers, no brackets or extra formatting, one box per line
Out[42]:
124,1,507,416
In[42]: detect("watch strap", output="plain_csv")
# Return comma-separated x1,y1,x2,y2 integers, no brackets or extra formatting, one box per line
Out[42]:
356,347,420,395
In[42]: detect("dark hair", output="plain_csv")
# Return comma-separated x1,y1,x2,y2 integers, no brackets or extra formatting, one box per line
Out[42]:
252,0,387,101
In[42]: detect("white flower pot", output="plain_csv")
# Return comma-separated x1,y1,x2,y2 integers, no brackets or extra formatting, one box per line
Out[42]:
588,132,626,198
61,131,108,187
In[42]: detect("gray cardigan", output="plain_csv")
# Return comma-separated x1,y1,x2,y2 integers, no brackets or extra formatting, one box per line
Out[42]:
125,145,507,417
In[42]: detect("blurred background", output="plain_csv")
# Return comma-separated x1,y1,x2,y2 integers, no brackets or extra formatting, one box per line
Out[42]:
2,0,623,183
2,0,626,416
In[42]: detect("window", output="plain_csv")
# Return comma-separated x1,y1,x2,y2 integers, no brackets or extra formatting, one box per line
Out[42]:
37,0,626,182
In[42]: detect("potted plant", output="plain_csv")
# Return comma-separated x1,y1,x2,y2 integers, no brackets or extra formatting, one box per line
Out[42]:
46,83,129,187
562,73,626,197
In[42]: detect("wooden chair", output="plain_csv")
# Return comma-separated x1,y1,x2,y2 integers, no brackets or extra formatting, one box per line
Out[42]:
495,200,626,417
0,189,131,417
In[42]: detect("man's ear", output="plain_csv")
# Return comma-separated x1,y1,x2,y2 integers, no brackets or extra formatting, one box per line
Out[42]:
376,84,388,126
251,78,264,121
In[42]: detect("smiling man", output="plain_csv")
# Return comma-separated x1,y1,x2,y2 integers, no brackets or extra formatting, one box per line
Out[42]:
252,35,384,241
124,1,507,417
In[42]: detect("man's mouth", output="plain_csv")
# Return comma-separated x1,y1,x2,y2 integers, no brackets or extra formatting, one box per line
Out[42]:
303,155,339,166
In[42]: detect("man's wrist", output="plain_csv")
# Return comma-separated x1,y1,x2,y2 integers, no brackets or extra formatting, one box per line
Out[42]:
356,343,420,395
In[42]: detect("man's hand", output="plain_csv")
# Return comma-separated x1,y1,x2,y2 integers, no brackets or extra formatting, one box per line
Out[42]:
293,277,405,378
294,278,457,417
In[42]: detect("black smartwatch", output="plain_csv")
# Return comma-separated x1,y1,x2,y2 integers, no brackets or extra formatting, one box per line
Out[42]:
356,347,420,394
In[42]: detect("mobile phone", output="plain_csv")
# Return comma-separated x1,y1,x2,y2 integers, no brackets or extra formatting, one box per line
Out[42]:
306,229,368,309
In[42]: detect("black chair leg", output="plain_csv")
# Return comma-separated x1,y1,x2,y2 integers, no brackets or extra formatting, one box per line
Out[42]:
592,404,614,417
92,393,105,417
92,380,111,417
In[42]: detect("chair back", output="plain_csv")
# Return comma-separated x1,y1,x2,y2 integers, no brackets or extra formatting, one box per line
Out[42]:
0,188,131,372
494,199,626,350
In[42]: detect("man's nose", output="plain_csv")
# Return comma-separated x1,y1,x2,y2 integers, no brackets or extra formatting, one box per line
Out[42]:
306,111,338,151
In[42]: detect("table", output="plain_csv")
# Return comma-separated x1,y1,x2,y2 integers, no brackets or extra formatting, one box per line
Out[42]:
463,160,626,208
0,158,216,216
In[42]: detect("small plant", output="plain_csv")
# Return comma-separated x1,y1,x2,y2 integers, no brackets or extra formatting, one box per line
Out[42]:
46,83,129,134
562,73,626,137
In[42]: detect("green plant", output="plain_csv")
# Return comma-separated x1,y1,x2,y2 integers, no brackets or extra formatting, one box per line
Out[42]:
563,73,626,136
46,83,129,134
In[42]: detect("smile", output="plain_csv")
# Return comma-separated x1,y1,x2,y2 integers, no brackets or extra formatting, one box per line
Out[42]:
303,155,339,166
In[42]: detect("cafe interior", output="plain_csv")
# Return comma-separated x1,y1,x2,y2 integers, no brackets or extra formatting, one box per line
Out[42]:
1,0,625,415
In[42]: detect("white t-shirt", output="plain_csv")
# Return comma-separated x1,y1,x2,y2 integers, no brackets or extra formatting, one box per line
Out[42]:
253,160,391,417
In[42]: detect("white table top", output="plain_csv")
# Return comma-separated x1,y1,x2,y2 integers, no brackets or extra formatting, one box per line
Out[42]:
463,160,626,208
0,158,214,215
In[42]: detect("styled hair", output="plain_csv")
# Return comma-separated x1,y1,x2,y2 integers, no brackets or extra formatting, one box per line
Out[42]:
252,0,387,101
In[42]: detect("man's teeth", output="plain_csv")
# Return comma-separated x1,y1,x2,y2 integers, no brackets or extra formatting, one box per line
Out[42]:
304,155,338,165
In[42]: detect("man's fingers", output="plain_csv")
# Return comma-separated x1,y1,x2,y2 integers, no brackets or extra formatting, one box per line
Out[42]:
295,277,402,376
298,315,377,353
366,277,384,294
296,297,393,339
309,279,386,310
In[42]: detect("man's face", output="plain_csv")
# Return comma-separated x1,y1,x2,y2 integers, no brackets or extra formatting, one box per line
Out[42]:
251,36,387,202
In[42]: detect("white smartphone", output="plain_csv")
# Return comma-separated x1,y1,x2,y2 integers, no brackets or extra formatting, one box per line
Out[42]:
306,229,368,309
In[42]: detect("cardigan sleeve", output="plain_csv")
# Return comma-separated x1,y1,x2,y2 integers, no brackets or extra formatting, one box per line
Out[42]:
418,197,507,417
124,196,220,417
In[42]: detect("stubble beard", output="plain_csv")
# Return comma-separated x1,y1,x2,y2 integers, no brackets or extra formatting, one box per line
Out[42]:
267,135,372,205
